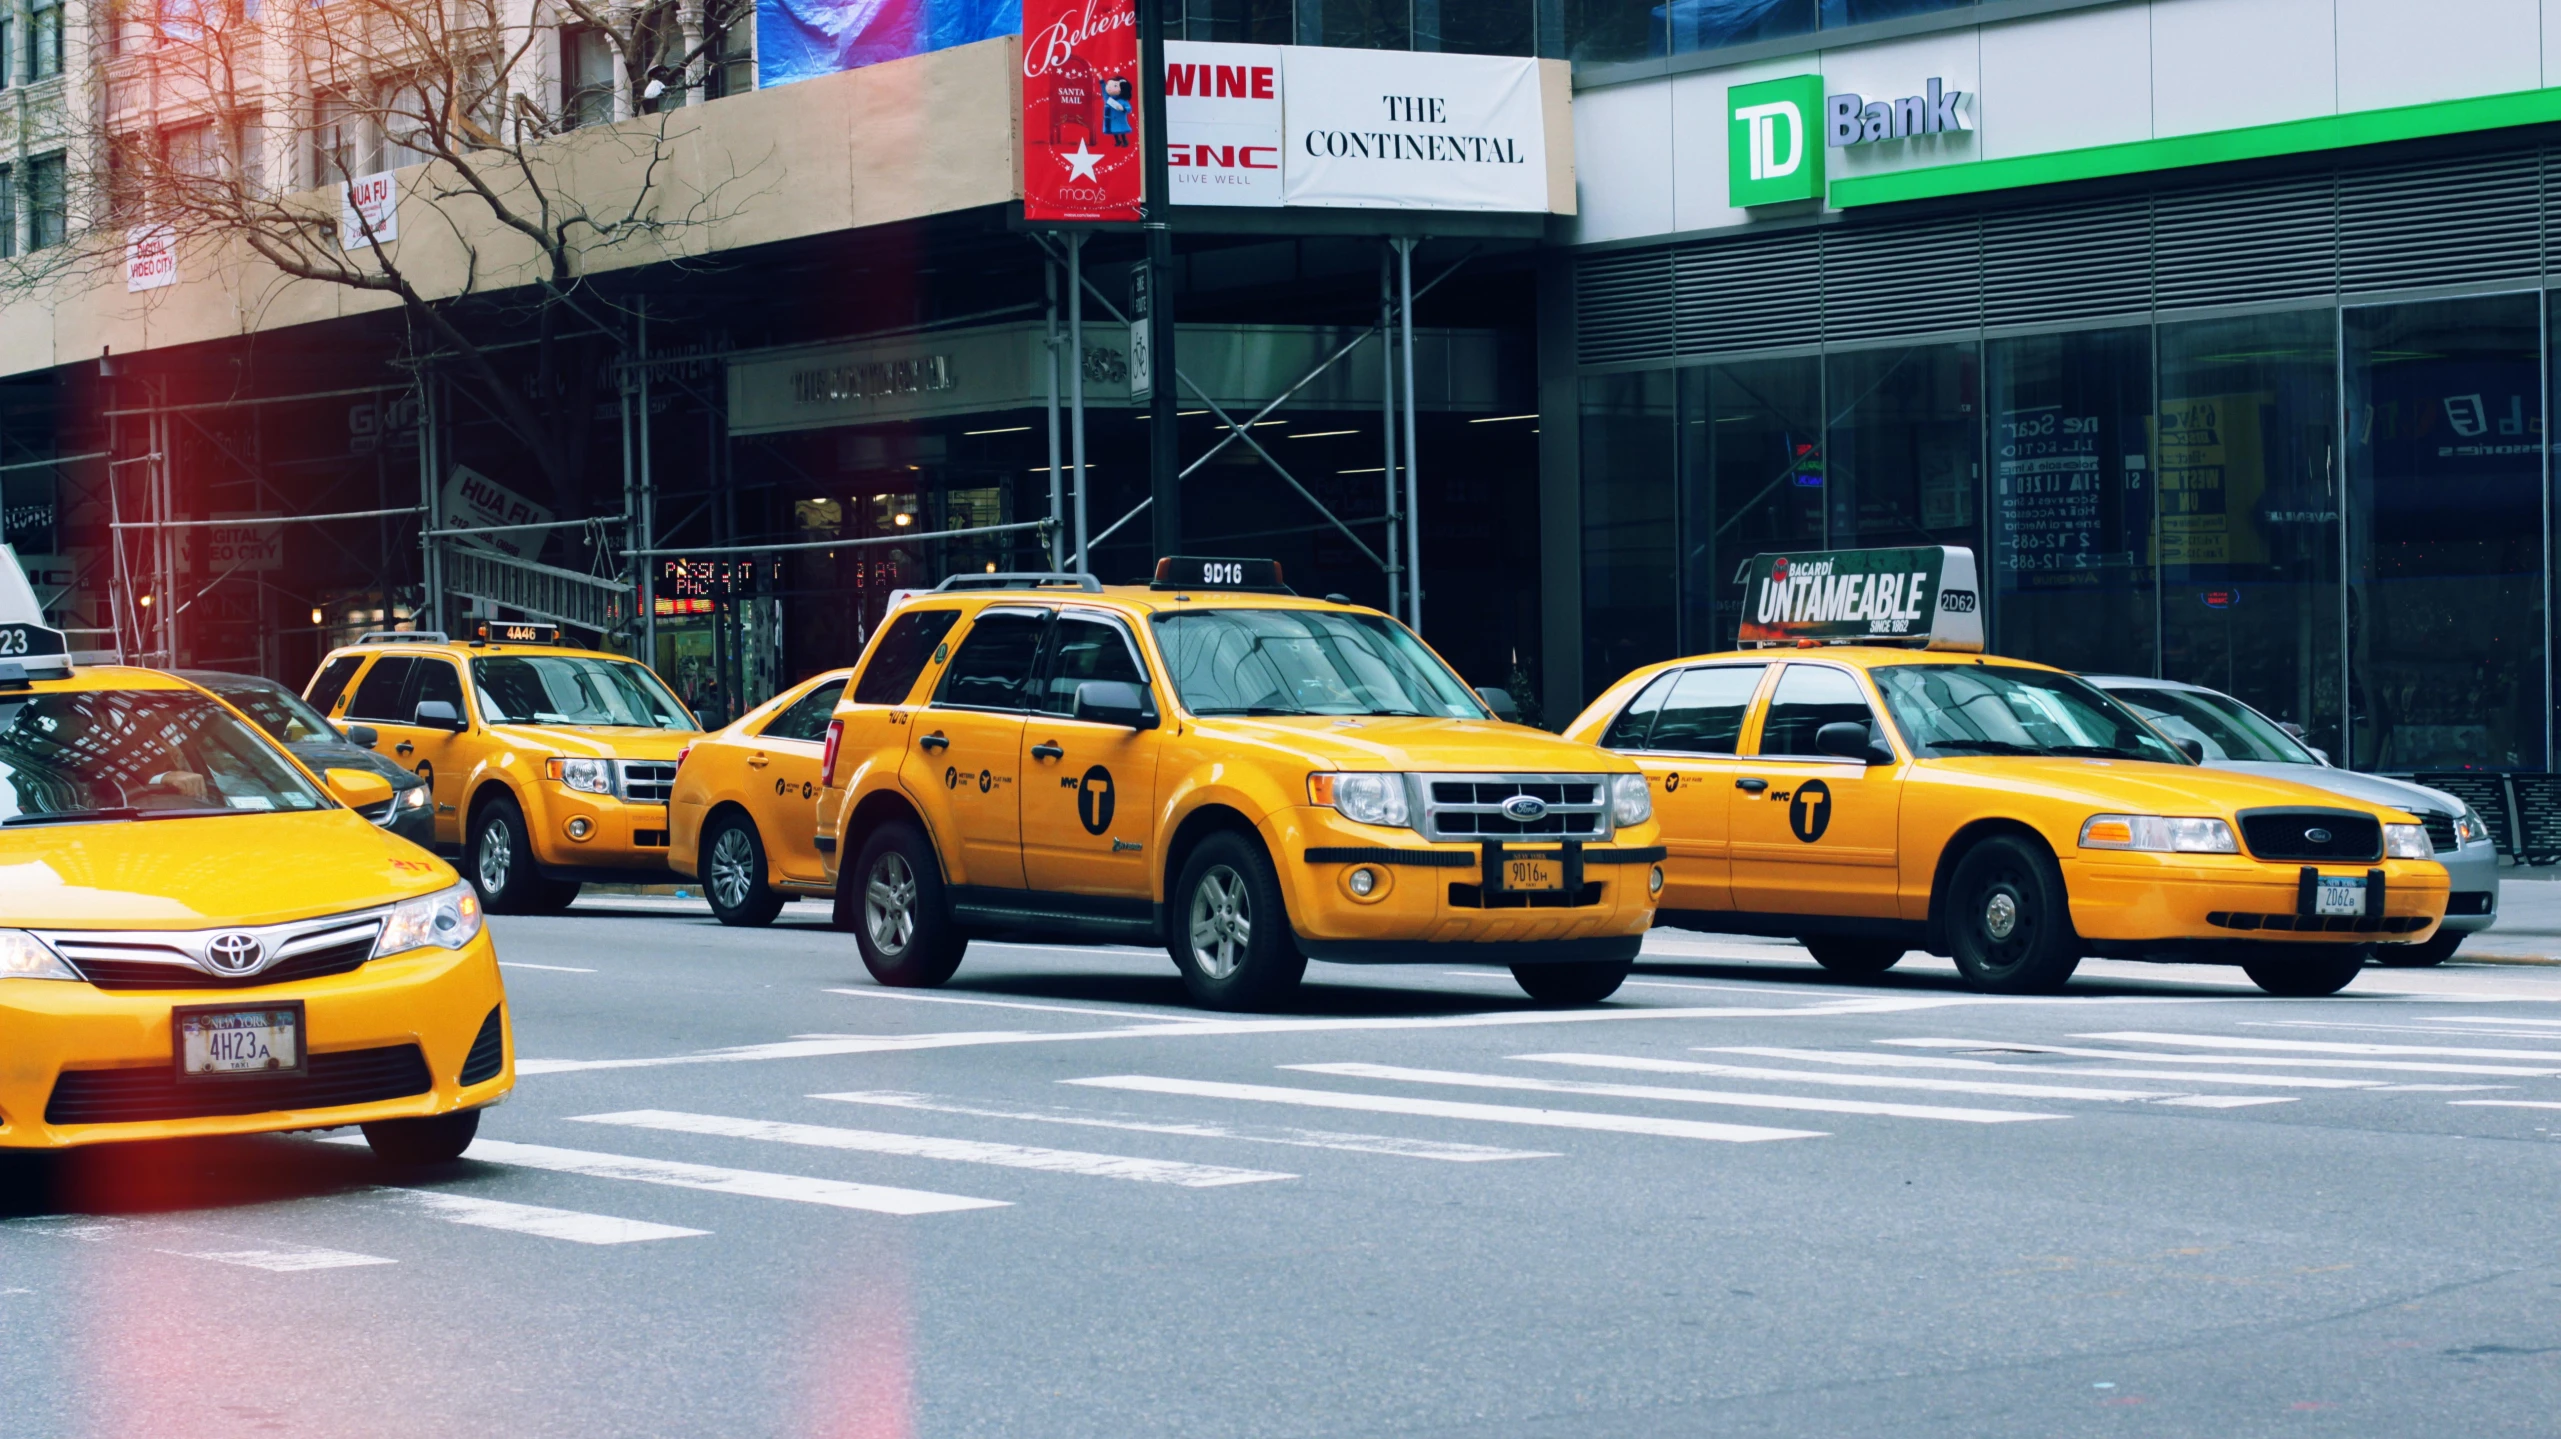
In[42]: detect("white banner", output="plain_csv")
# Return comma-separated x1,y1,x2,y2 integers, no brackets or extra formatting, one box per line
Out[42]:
1280,49,1546,212
1165,41,1284,208
125,225,176,292
176,514,283,575
340,171,399,250
440,465,554,559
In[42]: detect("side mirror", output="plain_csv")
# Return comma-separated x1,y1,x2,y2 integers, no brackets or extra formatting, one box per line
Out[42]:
2173,736,2205,763
1475,686,1521,723
323,767,395,810
1816,720,1892,765
344,724,380,750
413,699,463,731
1073,679,1158,731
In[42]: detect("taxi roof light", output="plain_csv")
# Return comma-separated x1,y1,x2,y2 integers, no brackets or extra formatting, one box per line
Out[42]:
0,543,75,681
1151,557,1293,594
1735,545,1984,654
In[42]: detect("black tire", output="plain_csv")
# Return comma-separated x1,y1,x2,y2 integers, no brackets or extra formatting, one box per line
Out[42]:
1945,835,2082,994
466,796,549,914
1169,830,1307,1010
2374,930,2462,968
2243,946,2370,997
526,878,582,914
842,821,966,987
1803,937,1906,977
362,1109,481,1166
1511,960,1633,1004
703,815,785,928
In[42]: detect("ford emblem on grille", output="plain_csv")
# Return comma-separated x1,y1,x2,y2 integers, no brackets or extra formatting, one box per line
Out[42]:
1501,795,1550,822
2304,826,2333,845
203,932,265,975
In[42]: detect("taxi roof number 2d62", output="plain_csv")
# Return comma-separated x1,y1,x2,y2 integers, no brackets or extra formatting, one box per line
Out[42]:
1736,545,1983,653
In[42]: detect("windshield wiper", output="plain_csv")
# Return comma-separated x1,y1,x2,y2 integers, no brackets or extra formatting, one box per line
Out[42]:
2045,744,2158,761
1193,706,1306,717
1921,739,2039,755
134,807,259,820
2,807,142,827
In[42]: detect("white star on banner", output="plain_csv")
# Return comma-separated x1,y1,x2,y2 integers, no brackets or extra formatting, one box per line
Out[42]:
1061,141,1106,182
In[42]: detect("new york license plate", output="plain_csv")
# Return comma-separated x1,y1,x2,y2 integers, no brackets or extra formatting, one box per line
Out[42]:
1503,858,1563,892
175,1004,304,1078
2314,877,2368,917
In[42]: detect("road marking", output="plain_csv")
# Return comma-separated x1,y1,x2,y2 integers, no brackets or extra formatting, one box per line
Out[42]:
1516,1052,2175,1102
1286,1062,2063,1125
387,1189,708,1245
500,962,596,973
2450,1100,2561,1111
2150,1096,2298,1109
1706,1044,2381,1090
2078,1031,2561,1062
319,1134,1006,1215
2242,1019,2561,1042
811,1090,1556,1162
1878,1038,2558,1077
1062,1075,1825,1143
165,1246,395,1272
2424,1016,2561,1028
2367,1084,2513,1092
570,1110,1294,1188
819,989,1214,1023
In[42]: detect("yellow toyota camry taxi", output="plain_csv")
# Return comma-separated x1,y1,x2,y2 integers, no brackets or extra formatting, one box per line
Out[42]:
1566,546,2447,998
0,549,509,1162
814,560,1666,1009
305,622,702,913
668,666,855,925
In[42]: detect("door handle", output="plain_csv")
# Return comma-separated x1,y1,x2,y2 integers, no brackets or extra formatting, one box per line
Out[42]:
919,732,950,753
1735,777,1767,793
1030,741,1066,761
747,753,769,768
395,742,414,757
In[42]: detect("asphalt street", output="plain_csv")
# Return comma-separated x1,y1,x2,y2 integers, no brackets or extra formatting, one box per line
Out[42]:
12,890,2561,1438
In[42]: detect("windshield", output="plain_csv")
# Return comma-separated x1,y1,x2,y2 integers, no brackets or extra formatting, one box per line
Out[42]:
2106,685,2321,764
1151,609,1487,719
0,688,331,824
472,656,698,730
193,675,339,746
1872,664,2186,764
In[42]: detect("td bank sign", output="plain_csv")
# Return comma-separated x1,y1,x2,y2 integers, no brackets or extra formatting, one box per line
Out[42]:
1727,73,1974,208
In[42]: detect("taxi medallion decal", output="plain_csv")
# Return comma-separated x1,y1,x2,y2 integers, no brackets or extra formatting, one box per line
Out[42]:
1078,766,1116,834
1788,780,1832,843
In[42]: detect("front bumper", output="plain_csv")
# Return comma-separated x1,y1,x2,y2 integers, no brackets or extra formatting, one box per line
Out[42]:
0,930,512,1150
2437,837,2500,935
530,788,676,877
2063,852,2449,952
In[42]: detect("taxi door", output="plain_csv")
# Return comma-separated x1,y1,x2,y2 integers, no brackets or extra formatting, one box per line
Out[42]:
748,674,849,884
1727,661,1904,918
1018,611,1163,898
383,656,475,846
903,607,1049,889
1599,662,1771,913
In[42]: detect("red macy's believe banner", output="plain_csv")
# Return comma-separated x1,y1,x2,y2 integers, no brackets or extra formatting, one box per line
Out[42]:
1022,0,1143,222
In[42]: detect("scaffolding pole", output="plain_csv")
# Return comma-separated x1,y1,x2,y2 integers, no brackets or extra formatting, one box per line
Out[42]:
1380,247,1401,619
1046,258,1066,571
1397,237,1424,635
1068,233,1090,573
638,297,658,664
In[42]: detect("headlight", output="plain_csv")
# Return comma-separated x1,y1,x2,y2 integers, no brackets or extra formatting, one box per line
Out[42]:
373,880,485,958
0,929,79,981
1308,772,1410,828
2456,808,2489,847
2384,823,2433,860
2078,814,2238,854
1610,772,1652,826
400,784,430,810
550,757,612,795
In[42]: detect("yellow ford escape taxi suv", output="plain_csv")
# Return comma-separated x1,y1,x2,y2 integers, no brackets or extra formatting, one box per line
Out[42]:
0,547,508,1163
813,559,1666,1009
1565,546,2447,998
668,666,855,925
305,622,703,913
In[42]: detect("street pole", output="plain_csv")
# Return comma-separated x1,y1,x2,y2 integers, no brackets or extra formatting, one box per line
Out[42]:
1380,246,1400,619
1045,258,1065,571
1069,232,1089,573
1139,0,1181,563
1397,237,1423,634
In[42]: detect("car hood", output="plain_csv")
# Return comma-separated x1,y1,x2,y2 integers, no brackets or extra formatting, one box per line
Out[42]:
288,740,423,787
2209,761,2465,817
1921,755,2424,821
0,810,457,928
1185,715,1637,774
488,725,699,761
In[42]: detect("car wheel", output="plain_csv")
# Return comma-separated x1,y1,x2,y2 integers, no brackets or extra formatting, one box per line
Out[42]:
362,1109,481,1166
704,817,785,928
466,798,546,914
2374,930,2462,968
1945,835,2082,994
527,879,582,914
842,821,965,987
1510,960,1633,1004
2243,946,2369,997
1803,937,1906,977
1170,831,1306,1011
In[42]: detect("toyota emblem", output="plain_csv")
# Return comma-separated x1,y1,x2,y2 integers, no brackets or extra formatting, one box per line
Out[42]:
204,932,265,975
1501,795,1550,822
2304,826,2333,845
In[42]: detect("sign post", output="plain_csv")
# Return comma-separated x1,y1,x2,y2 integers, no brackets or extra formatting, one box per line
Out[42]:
1139,0,1181,563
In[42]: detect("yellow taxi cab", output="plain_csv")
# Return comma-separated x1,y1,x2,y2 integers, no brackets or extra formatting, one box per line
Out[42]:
0,547,509,1163
668,666,855,925
1564,546,2447,998
304,621,703,913
810,559,1666,1010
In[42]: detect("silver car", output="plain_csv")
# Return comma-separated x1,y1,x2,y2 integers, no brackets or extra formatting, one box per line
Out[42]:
2087,675,2498,967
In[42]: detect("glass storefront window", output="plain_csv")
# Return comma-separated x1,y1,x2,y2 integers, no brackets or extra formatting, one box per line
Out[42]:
1824,341,1982,557
1678,358,1823,653
1560,0,1661,62
1310,0,1412,49
1665,0,1816,52
1819,0,1973,27
1182,0,1295,43
2346,294,2545,770
2157,310,2343,761
1580,370,1675,694
1985,326,2156,676
1424,0,1535,54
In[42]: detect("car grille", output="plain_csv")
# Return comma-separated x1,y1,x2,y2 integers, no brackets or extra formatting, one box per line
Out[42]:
1419,776,1611,843
2418,811,2458,852
2237,809,2383,863
617,761,677,804
67,938,375,992
42,915,385,989
44,1044,433,1126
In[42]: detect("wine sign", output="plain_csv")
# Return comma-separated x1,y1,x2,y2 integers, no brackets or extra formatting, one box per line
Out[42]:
1023,0,1143,223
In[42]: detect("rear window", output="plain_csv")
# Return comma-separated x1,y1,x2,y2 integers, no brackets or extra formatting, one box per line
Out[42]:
852,608,961,706
934,609,1052,711
761,677,849,742
344,656,418,722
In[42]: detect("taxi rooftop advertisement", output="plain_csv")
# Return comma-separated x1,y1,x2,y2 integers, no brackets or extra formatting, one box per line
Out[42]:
1736,545,1983,652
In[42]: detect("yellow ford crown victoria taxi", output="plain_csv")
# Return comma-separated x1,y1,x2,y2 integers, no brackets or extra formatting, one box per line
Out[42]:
1566,547,2448,998
305,622,703,913
814,559,1665,1009
668,666,855,925
0,549,508,1163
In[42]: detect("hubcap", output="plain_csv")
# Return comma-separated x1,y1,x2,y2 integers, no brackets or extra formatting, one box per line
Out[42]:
709,827,758,910
476,819,512,894
1983,889,2020,942
864,852,917,958
1188,865,1251,980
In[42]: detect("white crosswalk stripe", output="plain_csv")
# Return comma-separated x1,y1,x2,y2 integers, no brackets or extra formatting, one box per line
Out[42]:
570,1109,1296,1187
164,1245,395,1272
319,1134,1008,1215
1516,1051,2179,1102
387,1189,709,1245
1286,1062,2065,1125
1063,1075,1826,1143
1879,1038,2557,1077
811,1090,1558,1162
2078,1031,2561,1062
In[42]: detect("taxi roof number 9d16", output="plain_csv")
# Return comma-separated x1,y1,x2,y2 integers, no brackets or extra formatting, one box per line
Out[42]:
1735,545,1983,653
